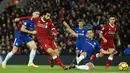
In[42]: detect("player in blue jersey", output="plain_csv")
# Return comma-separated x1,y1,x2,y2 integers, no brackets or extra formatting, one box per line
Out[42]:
63,21,110,70
69,20,87,69
74,20,87,57
2,15,39,68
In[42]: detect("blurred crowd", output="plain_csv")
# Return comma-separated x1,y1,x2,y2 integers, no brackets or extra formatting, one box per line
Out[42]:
0,0,130,55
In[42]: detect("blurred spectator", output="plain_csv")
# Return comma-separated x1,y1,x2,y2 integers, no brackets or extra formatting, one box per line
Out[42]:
0,0,130,55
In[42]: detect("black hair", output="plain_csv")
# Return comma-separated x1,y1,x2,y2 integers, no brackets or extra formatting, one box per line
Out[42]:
42,9,51,15
87,29,94,33
109,15,116,19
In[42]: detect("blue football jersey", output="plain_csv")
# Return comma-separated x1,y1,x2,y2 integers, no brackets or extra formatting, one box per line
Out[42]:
74,27,87,50
79,35,101,55
16,20,35,37
14,20,35,47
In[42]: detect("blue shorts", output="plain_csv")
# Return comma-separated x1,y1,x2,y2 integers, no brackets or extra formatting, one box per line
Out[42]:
13,36,32,47
76,43,82,51
83,53,92,65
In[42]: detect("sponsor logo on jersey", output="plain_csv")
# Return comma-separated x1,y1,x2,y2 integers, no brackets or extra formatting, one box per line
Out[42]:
37,23,48,28
108,31,115,34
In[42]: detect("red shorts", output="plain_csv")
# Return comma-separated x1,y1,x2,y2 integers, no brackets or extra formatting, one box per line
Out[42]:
101,40,115,51
38,38,57,51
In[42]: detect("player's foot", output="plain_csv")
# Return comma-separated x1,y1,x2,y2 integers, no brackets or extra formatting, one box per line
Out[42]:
28,62,39,68
105,64,110,69
2,62,6,69
69,64,75,69
63,66,68,70
48,56,54,67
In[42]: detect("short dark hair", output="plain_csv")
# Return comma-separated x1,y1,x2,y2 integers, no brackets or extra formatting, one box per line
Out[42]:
42,9,51,15
87,29,94,33
109,15,116,19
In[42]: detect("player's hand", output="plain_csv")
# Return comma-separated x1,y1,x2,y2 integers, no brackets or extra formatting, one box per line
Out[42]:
32,31,37,34
53,32,59,36
113,50,118,54
63,21,69,28
15,18,20,22
103,38,107,43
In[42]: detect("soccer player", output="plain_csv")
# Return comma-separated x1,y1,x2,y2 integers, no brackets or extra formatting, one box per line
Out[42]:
91,15,120,69
15,10,68,70
69,20,87,68
63,21,108,69
2,19,39,68
74,20,87,57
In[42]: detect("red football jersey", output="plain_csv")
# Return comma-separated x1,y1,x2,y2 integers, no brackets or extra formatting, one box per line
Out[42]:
19,17,58,39
101,24,118,41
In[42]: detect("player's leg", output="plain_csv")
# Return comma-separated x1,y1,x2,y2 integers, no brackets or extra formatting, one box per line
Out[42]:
2,38,22,68
47,48,67,70
76,52,86,65
40,40,67,70
51,40,68,70
69,47,81,69
26,40,38,68
2,46,18,68
105,48,116,69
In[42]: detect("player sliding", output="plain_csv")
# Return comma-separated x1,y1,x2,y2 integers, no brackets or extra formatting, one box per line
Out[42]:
15,10,68,70
63,21,109,70
91,15,121,69
2,12,39,68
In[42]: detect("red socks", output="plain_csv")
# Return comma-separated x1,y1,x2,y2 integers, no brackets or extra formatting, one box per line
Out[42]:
53,57,65,68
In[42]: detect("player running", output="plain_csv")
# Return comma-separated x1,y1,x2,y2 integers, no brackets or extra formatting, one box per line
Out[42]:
15,10,68,70
63,21,108,69
2,18,39,68
91,15,121,69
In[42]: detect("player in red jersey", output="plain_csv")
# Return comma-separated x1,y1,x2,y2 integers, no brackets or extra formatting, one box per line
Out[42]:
15,10,68,70
91,15,121,69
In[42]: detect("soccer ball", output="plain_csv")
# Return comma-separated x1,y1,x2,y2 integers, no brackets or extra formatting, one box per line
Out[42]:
118,62,129,71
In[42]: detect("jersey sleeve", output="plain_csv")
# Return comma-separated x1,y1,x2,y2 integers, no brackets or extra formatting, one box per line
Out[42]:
95,41,101,50
19,16,39,23
100,24,107,33
19,16,31,20
49,21,58,36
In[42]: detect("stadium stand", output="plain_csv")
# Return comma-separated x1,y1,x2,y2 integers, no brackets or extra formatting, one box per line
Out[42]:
0,0,130,55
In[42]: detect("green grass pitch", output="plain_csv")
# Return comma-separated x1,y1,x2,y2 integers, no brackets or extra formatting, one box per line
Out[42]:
0,65,129,73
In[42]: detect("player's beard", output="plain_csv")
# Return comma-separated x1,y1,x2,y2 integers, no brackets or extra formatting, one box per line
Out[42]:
43,17,49,22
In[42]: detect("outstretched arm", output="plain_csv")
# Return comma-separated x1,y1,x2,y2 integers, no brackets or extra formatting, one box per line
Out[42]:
63,21,78,37
21,23,36,35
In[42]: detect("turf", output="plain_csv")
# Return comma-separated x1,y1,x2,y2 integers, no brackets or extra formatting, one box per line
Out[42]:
0,65,129,73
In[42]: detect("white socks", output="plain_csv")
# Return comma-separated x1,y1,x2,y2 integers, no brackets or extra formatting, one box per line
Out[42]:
52,56,57,59
108,56,113,60
96,53,99,58
29,49,36,63
3,52,13,63
76,55,85,64
76,65,89,70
